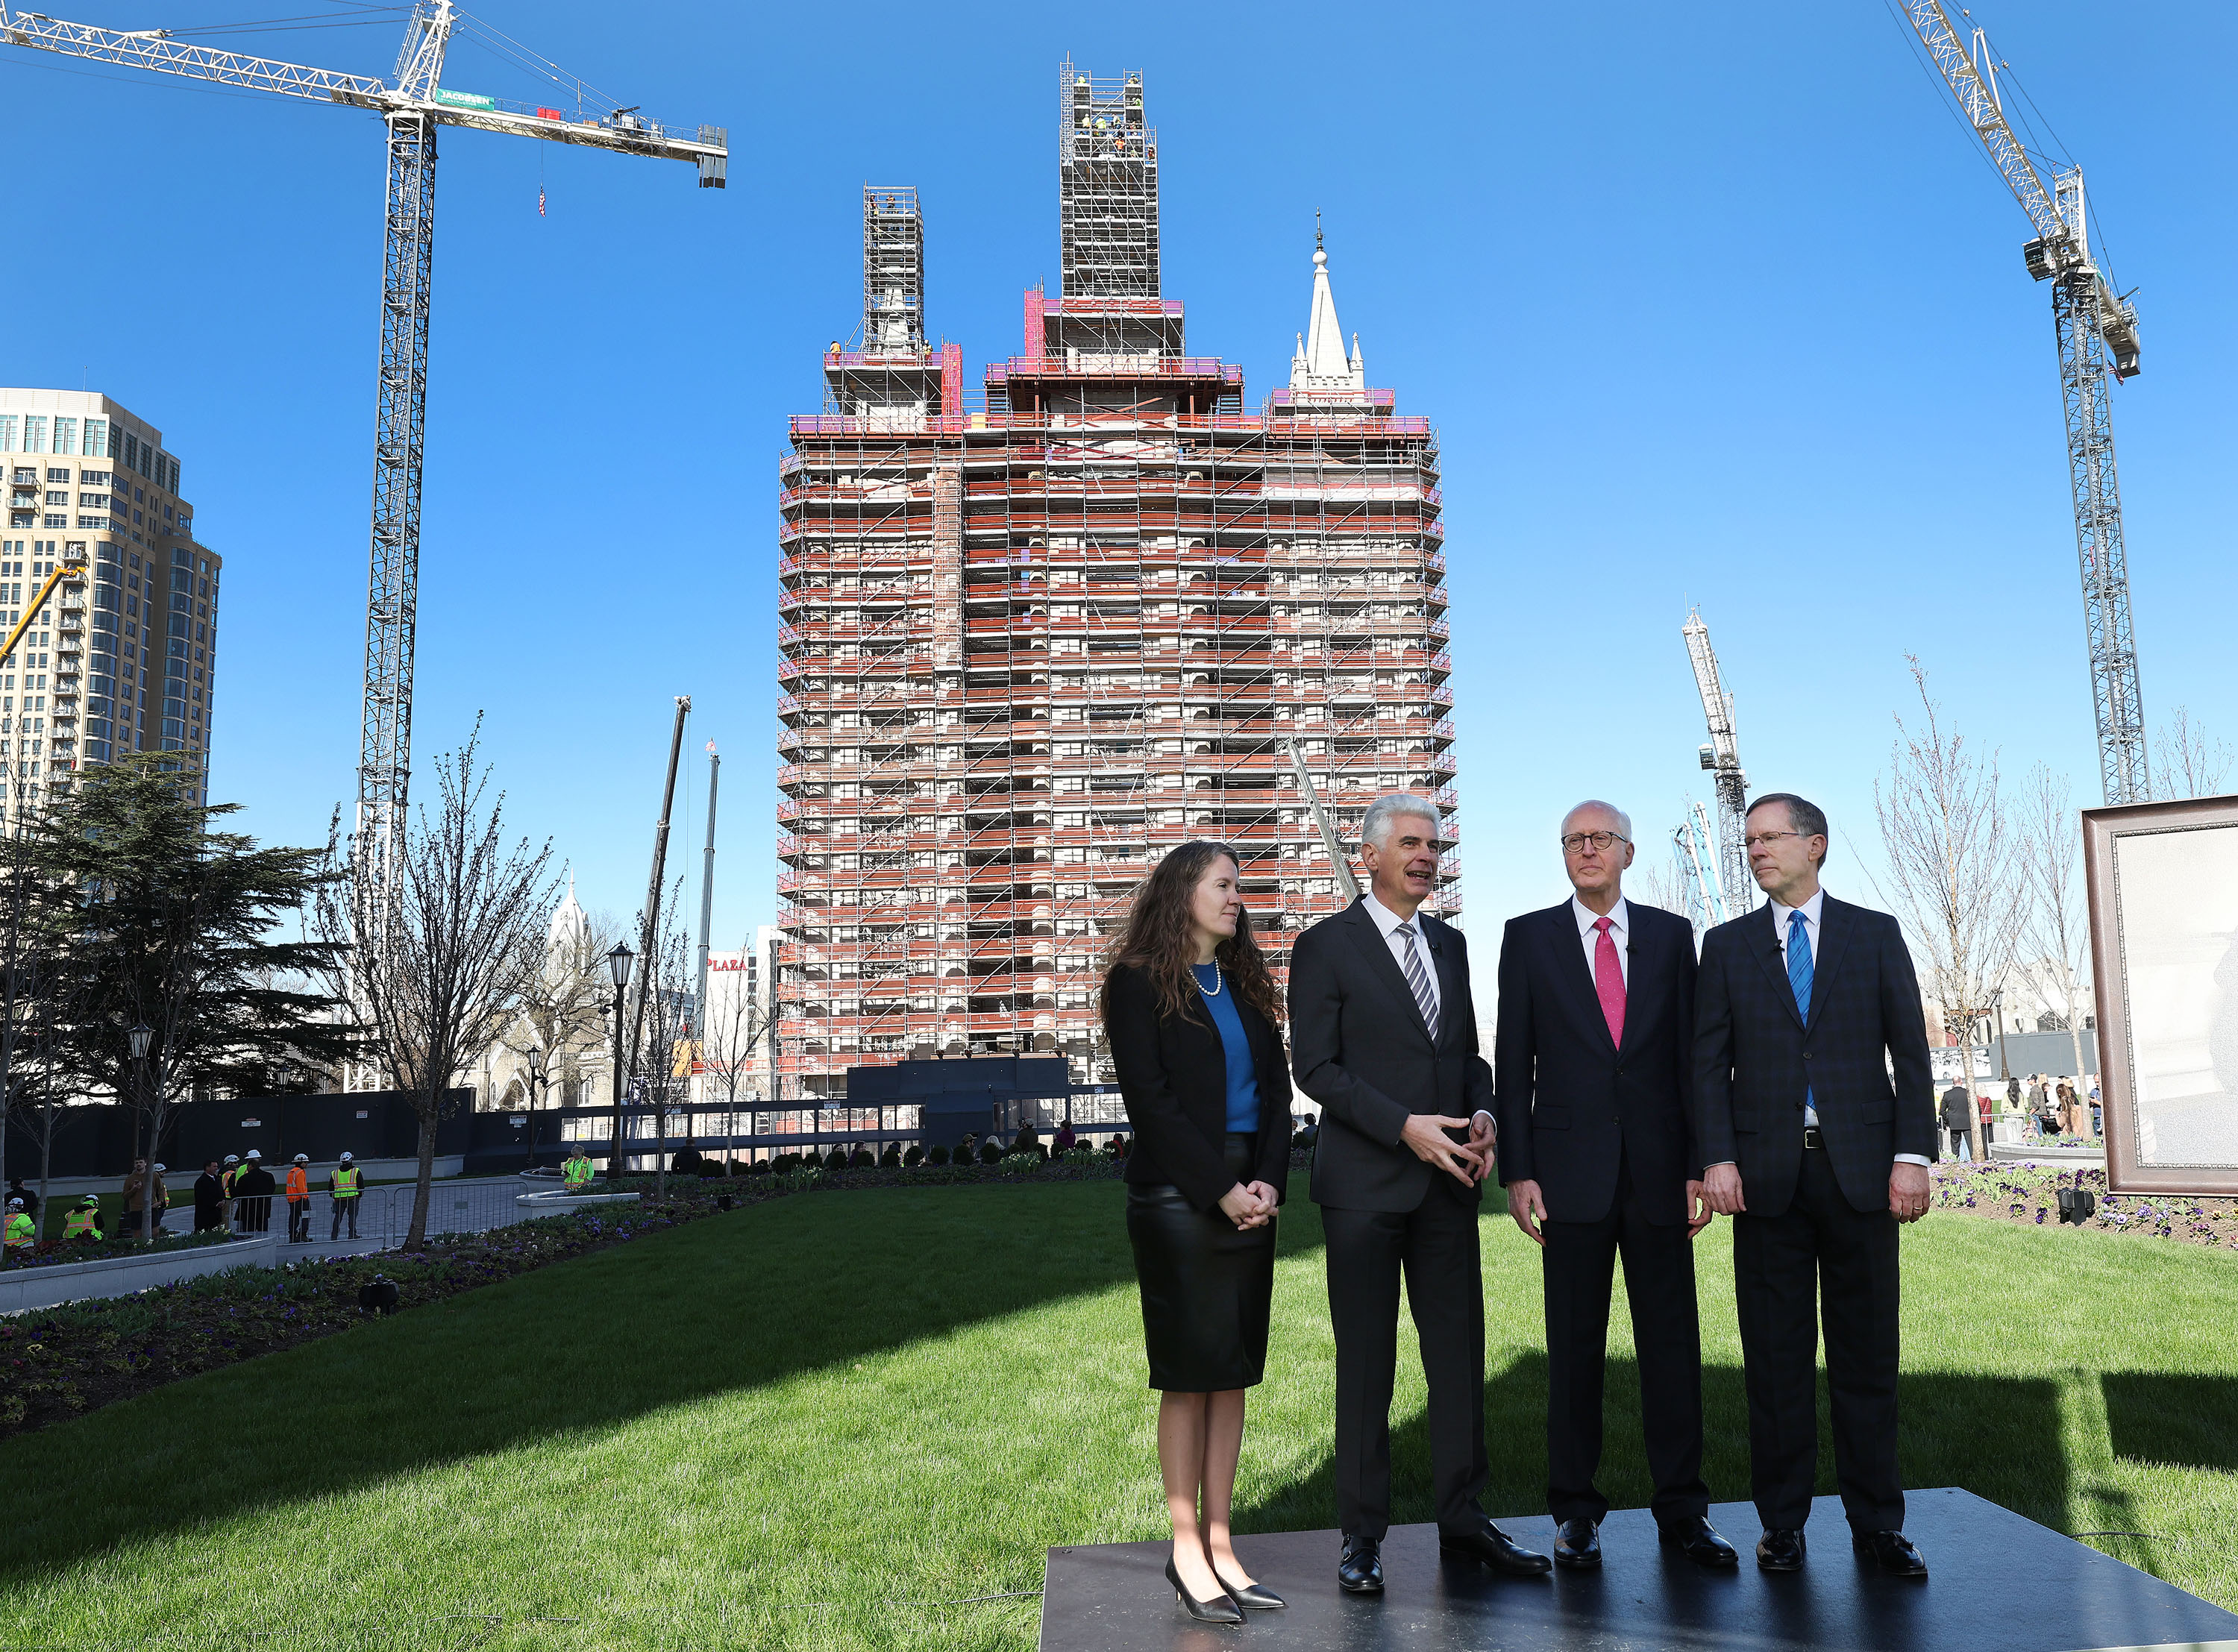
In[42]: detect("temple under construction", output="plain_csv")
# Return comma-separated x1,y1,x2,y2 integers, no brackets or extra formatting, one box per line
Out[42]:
774,60,1458,1101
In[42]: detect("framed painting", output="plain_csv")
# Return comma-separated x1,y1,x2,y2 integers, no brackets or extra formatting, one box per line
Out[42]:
2084,792,2238,1194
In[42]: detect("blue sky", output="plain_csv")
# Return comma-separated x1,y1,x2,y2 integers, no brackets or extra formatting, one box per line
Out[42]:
5,0,2233,946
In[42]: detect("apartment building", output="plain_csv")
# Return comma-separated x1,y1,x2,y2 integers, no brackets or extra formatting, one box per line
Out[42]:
774,63,1456,1100
0,389,222,812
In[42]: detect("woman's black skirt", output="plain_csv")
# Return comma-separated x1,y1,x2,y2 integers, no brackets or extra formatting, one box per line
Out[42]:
1126,1131,1276,1392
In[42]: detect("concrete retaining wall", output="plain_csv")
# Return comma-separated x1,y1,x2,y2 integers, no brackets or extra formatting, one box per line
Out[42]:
0,1232,278,1316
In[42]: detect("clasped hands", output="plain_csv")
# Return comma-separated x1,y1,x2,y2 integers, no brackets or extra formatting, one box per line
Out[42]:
1217,1180,1281,1231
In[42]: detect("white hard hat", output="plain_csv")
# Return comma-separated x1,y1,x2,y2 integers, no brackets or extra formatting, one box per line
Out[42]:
245,1149,262,1161
152,1163,166,1174
293,1154,308,1163
339,1151,354,1163
6,1197,22,1210
225,1155,239,1165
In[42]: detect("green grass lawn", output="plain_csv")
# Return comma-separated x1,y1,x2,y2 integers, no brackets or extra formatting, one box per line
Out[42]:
4,1182,2235,1651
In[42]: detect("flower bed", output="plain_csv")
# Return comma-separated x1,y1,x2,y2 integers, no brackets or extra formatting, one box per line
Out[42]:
0,1190,750,1437
2,1225,234,1271
1931,1161,2238,1247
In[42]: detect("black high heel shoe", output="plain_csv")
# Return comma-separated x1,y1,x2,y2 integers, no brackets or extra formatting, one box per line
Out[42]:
1212,1564,1285,1610
1165,1559,1244,1624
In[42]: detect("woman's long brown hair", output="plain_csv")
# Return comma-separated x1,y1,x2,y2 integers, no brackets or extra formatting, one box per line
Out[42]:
1100,841,1285,1033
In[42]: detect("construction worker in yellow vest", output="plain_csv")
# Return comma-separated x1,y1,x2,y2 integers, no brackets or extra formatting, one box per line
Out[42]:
563,1150,595,1192
63,1196,104,1243
328,1152,363,1241
4,1196,33,1255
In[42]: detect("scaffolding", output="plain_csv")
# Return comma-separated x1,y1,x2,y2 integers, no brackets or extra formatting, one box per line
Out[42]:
862,186,924,354
773,63,1458,1101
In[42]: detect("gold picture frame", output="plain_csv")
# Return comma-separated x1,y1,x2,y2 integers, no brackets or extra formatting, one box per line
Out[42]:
2084,792,2238,1194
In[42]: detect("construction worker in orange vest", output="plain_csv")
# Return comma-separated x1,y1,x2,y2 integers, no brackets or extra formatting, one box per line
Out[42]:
286,1154,312,1244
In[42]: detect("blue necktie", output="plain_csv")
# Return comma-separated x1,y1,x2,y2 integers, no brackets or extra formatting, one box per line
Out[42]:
1788,909,1814,1114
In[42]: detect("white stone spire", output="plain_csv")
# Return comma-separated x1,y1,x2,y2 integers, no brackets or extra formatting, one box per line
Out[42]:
1291,216,1366,394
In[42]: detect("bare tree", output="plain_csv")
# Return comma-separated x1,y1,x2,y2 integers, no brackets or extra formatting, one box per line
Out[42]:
699,941,779,1166
2153,706,2233,801
318,726,556,1247
1870,659,2024,1164
627,882,694,1196
2013,764,2095,1096
501,896,621,1148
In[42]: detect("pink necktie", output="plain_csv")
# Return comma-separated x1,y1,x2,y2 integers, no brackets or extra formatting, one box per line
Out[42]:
1593,916,1626,1047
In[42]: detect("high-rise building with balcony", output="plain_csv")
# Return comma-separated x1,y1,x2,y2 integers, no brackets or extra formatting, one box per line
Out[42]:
0,389,222,815
774,62,1456,1101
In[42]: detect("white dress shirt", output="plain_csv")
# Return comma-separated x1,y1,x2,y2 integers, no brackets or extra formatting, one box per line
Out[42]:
1572,895,1630,988
1363,889,1441,1029
1768,888,1928,1168
1360,891,1492,1131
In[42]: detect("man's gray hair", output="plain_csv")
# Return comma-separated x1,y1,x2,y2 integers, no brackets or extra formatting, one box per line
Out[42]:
1561,799,1633,841
1747,791,1831,867
1361,793,1442,849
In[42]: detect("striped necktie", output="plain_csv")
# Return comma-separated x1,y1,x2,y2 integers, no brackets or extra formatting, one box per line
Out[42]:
1394,922,1439,1040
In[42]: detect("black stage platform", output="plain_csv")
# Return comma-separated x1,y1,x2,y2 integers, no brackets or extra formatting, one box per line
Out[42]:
1041,1488,2238,1651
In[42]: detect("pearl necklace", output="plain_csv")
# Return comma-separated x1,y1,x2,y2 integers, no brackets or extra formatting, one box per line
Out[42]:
1194,960,1224,996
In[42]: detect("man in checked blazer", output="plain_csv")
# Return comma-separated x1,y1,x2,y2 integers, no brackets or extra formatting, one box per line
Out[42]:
1288,793,1551,1598
1694,792,1937,1577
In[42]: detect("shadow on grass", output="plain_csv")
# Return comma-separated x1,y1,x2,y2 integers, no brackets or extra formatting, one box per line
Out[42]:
4,1181,1327,1584
2102,1372,2238,1473
1239,1350,2068,1536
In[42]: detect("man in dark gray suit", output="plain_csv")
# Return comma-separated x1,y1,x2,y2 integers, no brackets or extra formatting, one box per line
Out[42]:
1694,792,1936,1577
1289,793,1550,1597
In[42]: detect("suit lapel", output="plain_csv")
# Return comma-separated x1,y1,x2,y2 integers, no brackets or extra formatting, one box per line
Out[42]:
1616,905,1655,1054
1746,903,1805,1030
1806,896,1857,1031
1548,901,1616,1053
1341,902,1435,1049
1426,914,1461,1050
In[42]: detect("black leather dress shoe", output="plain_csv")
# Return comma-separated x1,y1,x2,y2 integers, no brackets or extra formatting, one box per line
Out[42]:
1658,1516,1740,1568
1440,1522,1554,1576
1165,1559,1244,1624
1338,1534,1384,1595
1853,1529,1928,1576
1552,1517,1602,1570
1756,1528,1807,1571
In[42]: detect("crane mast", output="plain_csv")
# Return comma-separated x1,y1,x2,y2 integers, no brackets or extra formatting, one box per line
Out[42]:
1900,1,2148,803
1682,609,1754,917
2,0,727,972
1671,800,1726,941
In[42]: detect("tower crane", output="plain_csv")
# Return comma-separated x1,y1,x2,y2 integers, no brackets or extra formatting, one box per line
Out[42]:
1,1,727,926
1897,2,2148,803
1671,800,1726,940
1682,609,1755,917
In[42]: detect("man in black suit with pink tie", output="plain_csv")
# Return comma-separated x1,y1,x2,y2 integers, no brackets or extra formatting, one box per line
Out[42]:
1494,800,1738,1572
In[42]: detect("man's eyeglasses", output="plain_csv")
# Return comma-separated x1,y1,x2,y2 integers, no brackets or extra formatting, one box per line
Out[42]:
1743,830,1808,850
1560,831,1629,854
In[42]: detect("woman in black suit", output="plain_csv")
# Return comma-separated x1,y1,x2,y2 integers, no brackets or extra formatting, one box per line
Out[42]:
1102,839,1293,1623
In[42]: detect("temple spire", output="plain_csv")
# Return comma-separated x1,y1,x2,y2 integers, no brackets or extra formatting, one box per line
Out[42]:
1290,216,1366,393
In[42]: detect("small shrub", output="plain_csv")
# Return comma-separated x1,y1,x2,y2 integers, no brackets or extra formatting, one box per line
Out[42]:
979,1140,1003,1165
824,1148,850,1172
927,1144,950,1166
850,1149,876,1169
903,1144,925,1167
879,1146,902,1169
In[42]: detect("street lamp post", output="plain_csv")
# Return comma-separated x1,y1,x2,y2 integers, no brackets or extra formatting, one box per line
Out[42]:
524,1043,546,1170
606,944,634,1181
128,1022,154,1244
